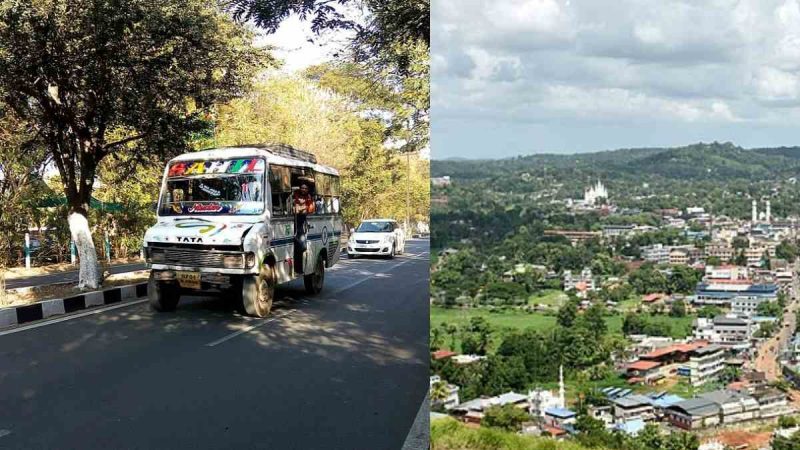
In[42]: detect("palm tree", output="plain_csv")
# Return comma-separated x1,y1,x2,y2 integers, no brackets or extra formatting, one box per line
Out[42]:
430,381,451,406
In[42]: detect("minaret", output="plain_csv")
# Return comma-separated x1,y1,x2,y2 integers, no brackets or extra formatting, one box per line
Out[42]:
766,200,771,223
752,200,758,223
558,365,565,408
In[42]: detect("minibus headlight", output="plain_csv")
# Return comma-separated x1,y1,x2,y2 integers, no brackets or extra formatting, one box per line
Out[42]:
223,254,244,269
245,253,256,268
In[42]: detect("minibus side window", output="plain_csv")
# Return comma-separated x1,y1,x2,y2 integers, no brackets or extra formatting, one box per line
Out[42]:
269,165,292,216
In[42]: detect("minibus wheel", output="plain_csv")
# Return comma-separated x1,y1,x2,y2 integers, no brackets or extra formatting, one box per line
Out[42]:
148,272,180,312
304,255,325,294
242,265,275,317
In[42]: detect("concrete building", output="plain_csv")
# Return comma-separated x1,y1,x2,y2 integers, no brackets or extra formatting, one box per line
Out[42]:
694,282,778,306
693,316,753,348
642,244,670,265
603,224,636,238
610,394,655,421
666,389,789,430
669,248,690,265
705,244,734,262
680,345,727,386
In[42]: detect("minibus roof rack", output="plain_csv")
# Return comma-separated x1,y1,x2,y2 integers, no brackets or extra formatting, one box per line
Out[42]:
228,143,318,164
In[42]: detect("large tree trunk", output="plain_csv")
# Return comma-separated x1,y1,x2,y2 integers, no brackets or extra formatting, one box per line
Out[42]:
68,211,101,290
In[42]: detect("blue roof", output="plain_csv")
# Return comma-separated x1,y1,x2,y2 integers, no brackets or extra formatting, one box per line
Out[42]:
545,407,576,418
613,418,646,435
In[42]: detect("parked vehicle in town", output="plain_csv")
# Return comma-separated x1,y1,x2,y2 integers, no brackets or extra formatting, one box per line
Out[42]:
143,144,343,317
347,219,405,259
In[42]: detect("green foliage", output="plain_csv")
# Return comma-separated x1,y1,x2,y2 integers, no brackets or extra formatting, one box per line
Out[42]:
482,404,530,432
629,264,668,295
431,417,601,450
779,415,800,429
697,305,722,318
777,240,799,262
756,300,783,317
670,300,687,318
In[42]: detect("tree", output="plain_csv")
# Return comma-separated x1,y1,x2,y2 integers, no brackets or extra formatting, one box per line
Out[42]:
734,249,748,266
0,111,49,265
732,236,749,249
481,403,529,432
670,300,687,318
557,299,579,328
429,380,451,408
224,0,429,73
777,240,799,262
668,266,701,294
697,305,722,318
583,303,607,339
629,263,669,295
0,0,269,288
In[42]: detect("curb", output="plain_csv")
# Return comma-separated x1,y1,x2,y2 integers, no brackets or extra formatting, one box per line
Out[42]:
0,282,148,328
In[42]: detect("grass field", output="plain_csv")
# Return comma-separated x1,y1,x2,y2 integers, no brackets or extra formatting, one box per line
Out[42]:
431,306,695,341
527,289,568,307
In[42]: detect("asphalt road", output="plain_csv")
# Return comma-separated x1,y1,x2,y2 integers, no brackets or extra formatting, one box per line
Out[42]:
0,239,429,449
5,262,147,290
754,261,798,380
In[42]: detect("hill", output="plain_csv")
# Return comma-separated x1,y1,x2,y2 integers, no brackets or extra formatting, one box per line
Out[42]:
432,142,800,181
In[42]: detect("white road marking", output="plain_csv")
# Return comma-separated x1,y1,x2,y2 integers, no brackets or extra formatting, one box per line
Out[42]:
328,253,424,296
205,310,297,347
0,429,11,438
0,298,149,337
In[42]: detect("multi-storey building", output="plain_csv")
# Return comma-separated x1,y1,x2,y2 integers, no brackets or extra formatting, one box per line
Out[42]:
679,345,726,386
642,244,670,265
693,316,753,348
705,244,734,262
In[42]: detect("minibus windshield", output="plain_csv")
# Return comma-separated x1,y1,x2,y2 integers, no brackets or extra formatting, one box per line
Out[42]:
158,158,266,216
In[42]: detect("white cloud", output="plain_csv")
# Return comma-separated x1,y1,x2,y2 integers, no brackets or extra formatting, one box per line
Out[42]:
433,0,800,157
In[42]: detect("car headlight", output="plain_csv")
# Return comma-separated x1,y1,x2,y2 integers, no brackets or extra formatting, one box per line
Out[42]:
149,248,165,263
223,254,244,268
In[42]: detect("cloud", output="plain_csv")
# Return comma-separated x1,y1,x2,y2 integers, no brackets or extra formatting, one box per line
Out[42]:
433,0,800,157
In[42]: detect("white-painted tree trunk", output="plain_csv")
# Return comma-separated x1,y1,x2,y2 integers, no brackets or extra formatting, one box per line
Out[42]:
68,212,101,290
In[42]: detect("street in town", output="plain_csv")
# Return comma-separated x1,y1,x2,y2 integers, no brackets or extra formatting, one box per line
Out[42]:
0,240,429,449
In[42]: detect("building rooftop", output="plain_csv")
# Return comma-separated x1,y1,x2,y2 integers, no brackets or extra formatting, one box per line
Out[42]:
627,360,661,371
668,398,720,418
544,407,576,418
612,394,653,409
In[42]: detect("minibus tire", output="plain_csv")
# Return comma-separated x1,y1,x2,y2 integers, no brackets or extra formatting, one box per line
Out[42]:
148,273,180,312
304,255,325,294
242,266,275,318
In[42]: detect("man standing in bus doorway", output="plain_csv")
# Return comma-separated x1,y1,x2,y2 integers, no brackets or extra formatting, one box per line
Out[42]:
293,183,316,273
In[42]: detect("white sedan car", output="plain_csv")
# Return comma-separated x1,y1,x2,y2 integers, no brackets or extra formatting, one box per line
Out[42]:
347,219,405,259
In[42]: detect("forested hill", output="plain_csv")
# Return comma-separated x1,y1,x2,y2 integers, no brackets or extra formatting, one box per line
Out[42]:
433,142,800,181
431,142,800,251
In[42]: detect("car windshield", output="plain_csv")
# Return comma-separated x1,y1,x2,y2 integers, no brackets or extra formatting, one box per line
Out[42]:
158,158,265,216
357,221,393,233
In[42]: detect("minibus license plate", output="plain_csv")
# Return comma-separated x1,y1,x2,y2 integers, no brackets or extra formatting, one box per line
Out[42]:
177,271,201,289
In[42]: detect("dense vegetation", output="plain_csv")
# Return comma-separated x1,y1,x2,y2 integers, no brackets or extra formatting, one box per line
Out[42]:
432,417,699,450
0,0,429,273
432,142,800,252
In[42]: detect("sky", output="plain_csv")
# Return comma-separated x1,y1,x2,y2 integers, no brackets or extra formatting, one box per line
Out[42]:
432,0,800,159
255,16,353,73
